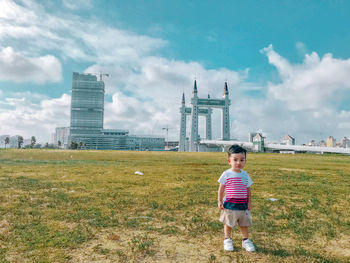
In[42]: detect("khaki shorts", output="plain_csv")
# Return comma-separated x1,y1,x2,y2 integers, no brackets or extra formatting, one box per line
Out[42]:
220,209,252,228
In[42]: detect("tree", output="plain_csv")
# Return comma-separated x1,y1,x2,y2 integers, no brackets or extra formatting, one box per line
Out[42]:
31,136,36,148
4,137,9,149
58,140,62,148
70,141,78,150
17,136,23,149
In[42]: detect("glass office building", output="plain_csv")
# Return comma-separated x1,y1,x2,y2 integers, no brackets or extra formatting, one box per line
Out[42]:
70,72,104,136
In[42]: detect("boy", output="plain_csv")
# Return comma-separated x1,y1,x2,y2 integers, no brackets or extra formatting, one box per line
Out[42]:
217,144,256,252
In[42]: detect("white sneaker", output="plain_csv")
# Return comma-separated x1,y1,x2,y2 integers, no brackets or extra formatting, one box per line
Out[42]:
242,239,255,252
224,238,234,251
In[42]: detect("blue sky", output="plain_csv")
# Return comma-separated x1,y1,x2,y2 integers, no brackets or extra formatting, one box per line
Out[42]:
1,0,350,144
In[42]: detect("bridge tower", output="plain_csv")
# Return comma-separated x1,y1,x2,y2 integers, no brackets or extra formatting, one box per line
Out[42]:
179,93,187,152
206,94,213,140
190,80,199,152
221,82,230,140
181,80,231,152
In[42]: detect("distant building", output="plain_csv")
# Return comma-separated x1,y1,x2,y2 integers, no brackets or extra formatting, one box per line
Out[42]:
70,72,104,140
127,135,165,151
9,135,20,148
319,140,327,147
0,135,10,148
340,136,350,148
55,127,70,149
1,135,27,148
308,140,316,146
326,136,336,147
69,72,164,150
281,134,295,145
248,132,258,143
50,133,56,145
23,139,31,147
252,133,265,152
164,141,179,150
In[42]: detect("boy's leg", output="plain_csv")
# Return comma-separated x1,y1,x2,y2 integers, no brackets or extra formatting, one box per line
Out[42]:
223,224,234,251
240,226,248,239
240,226,255,252
224,224,232,239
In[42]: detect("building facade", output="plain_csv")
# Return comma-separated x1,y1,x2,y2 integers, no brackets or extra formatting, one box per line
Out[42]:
308,140,316,146
253,133,265,152
0,135,10,148
55,127,70,149
281,134,295,145
70,72,105,138
319,140,327,147
340,136,350,148
326,136,336,147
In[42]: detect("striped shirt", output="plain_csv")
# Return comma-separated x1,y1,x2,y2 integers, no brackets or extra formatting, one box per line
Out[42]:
218,169,253,210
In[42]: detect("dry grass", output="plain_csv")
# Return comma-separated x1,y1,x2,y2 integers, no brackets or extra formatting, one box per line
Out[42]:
0,149,349,262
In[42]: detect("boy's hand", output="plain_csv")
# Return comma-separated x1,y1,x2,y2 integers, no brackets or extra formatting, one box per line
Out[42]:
218,201,224,210
248,202,251,210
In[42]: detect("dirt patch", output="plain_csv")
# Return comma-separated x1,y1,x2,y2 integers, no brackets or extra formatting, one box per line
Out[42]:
69,230,230,262
326,234,350,258
279,168,305,172
0,219,10,235
68,229,274,263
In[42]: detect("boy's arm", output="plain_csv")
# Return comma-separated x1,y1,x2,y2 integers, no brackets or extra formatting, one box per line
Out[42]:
218,184,225,210
247,187,251,210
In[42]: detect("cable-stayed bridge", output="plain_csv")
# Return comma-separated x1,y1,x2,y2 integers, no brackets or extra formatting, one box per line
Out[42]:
199,140,350,155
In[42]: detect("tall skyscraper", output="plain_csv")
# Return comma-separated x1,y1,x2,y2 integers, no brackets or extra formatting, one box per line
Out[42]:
70,72,104,138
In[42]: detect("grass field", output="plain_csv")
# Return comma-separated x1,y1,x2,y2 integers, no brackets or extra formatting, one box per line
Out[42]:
0,149,349,263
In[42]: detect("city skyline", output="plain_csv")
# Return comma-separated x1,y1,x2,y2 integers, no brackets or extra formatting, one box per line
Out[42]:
1,0,350,144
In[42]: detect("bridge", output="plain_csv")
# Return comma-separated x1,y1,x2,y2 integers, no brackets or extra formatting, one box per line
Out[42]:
199,140,350,155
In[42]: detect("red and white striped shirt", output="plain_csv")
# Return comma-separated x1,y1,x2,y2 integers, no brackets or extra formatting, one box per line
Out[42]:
218,169,253,209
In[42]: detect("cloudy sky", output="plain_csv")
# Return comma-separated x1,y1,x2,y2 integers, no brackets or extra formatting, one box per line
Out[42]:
1,0,350,144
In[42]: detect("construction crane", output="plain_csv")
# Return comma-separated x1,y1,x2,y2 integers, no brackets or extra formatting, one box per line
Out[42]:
162,126,171,150
87,73,109,81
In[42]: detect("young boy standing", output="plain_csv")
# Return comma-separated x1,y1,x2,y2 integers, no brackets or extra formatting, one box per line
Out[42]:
218,144,256,252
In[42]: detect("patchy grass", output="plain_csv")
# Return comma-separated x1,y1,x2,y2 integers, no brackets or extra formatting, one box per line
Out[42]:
0,149,349,262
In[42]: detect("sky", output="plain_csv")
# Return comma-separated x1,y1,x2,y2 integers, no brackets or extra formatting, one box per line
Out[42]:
1,0,350,144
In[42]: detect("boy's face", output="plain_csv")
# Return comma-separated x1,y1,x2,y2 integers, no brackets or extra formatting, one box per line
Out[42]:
228,153,246,172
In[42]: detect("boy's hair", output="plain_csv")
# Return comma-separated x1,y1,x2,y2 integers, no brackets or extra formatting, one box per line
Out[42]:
228,144,247,157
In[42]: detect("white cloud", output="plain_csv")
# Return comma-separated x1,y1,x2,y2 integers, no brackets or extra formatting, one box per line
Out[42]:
262,44,350,111
62,0,93,10
0,47,62,84
296,41,307,56
261,44,293,79
235,45,350,143
104,92,167,135
0,0,37,23
0,93,70,143
0,0,167,64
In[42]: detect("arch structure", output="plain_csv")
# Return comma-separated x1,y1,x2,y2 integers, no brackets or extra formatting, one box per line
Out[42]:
179,80,231,152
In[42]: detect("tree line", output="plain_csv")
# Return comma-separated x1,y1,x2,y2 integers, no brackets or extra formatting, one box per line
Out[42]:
2,136,86,150
2,136,42,149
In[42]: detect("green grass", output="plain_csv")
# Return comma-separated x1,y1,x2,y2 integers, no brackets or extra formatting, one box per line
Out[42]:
0,149,349,262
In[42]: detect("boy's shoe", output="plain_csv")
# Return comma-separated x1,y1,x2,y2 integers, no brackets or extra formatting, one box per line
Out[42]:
224,238,234,251
242,239,255,252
